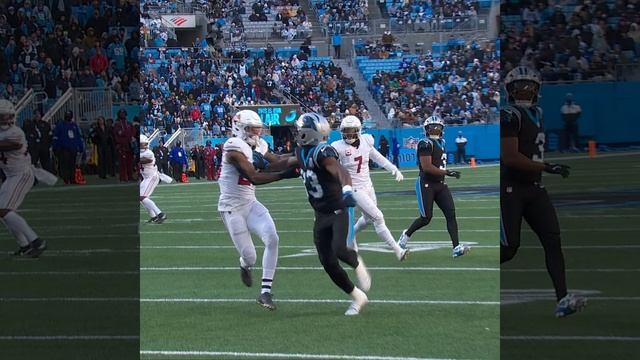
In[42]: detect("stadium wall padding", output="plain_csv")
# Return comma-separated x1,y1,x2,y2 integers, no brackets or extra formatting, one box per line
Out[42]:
539,82,640,144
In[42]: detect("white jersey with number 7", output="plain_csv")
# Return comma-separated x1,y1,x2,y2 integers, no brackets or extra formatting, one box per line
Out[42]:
331,134,396,189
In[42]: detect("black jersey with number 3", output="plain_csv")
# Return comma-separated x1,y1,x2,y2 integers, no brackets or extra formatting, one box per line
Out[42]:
296,144,345,213
417,138,447,183
501,105,545,184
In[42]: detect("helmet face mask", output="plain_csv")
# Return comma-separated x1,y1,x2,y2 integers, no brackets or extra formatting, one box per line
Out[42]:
424,115,444,139
339,115,362,145
232,110,263,147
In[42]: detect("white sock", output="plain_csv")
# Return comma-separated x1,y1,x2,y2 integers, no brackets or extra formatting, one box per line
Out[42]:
354,216,368,234
375,224,403,255
3,211,38,242
261,278,273,294
141,198,161,217
0,218,30,247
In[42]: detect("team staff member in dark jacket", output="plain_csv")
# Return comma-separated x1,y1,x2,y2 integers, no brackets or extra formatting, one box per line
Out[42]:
154,139,170,175
113,109,134,182
34,110,53,172
90,116,111,179
52,110,84,184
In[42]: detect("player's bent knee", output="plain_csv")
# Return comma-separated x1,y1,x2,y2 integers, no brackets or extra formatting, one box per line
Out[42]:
241,249,257,266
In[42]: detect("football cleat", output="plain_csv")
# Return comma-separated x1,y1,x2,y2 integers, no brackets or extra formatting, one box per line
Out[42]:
452,244,470,258
257,292,276,310
240,265,252,287
27,238,47,258
12,245,32,257
154,213,167,224
555,294,587,318
398,229,410,249
147,215,158,223
355,256,371,292
345,287,368,316
397,247,409,261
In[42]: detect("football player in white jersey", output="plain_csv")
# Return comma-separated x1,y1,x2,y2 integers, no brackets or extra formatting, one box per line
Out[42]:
331,116,408,261
139,134,166,223
218,110,298,310
0,99,47,257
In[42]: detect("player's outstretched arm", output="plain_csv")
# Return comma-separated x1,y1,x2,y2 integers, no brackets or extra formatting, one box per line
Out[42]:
501,137,545,173
369,147,403,181
262,152,298,172
227,151,291,185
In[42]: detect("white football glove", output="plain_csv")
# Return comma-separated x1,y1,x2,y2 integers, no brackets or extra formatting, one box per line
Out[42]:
391,168,404,182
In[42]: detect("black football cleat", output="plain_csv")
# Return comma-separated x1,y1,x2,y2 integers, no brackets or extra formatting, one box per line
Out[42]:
257,292,276,310
154,213,167,224
147,215,158,223
240,266,252,287
28,238,47,258
12,245,32,257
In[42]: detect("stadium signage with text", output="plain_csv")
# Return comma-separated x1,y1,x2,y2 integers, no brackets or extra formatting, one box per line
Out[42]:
238,105,301,127
161,15,196,28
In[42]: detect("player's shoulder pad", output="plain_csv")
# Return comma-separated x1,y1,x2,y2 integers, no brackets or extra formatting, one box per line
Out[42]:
361,133,375,147
315,144,339,165
224,138,250,154
255,138,269,155
501,105,522,121
329,140,342,149
418,138,433,150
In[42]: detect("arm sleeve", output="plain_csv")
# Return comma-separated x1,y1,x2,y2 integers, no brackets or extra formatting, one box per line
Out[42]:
501,106,521,138
369,146,396,171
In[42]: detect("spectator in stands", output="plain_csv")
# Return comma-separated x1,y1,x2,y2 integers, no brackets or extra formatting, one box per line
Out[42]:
332,32,342,59
113,109,135,182
52,110,84,185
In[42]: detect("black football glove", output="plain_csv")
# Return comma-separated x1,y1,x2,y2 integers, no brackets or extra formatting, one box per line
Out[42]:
544,163,570,178
342,190,357,208
280,167,301,179
446,170,461,179
252,151,269,170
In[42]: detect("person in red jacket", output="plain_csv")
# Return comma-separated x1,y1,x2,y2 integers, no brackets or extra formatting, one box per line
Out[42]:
203,140,216,180
112,109,134,181
89,48,109,74
190,106,201,123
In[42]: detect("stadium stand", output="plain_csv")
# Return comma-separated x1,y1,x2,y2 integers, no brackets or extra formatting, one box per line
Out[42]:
501,0,640,81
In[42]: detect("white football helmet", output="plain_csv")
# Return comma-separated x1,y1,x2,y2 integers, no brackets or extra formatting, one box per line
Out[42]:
232,110,263,147
504,66,541,107
424,115,444,139
0,99,16,131
140,134,149,149
296,112,330,146
340,115,362,145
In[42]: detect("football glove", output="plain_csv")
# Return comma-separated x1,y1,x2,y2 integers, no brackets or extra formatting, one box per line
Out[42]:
446,170,461,179
342,185,357,208
391,168,404,182
544,163,570,178
280,167,301,179
252,151,269,170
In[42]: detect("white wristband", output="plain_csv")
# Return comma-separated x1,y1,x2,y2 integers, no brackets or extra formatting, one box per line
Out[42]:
342,185,353,193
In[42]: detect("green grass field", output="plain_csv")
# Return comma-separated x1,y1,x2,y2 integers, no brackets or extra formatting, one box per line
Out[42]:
500,151,640,360
140,164,500,360
0,179,139,360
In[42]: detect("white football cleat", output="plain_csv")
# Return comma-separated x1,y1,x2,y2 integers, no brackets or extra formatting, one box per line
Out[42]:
355,256,371,292
345,286,368,316
398,229,410,249
396,247,409,261
452,244,470,258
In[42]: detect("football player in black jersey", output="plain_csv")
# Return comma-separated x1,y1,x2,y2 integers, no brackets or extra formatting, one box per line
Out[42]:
398,115,470,257
291,112,371,316
501,66,586,317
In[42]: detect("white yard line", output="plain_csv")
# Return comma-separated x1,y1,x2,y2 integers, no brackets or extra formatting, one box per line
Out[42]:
140,266,499,271
140,350,465,360
141,298,498,305
504,269,640,272
140,229,498,234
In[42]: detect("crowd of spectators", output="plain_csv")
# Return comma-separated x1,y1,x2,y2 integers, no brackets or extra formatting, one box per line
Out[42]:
501,0,640,82
315,0,369,35
364,42,499,126
0,0,140,105
383,0,479,26
141,45,368,136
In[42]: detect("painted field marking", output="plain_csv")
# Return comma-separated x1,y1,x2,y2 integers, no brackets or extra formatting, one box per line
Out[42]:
141,298,499,305
501,336,640,341
140,266,499,271
0,335,138,341
140,350,467,360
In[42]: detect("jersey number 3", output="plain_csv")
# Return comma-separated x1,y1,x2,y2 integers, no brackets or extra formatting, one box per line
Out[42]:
302,169,323,198
532,132,546,162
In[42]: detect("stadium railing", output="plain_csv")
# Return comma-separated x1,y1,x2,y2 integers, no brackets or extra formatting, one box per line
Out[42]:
323,15,488,36
43,87,113,128
15,89,47,127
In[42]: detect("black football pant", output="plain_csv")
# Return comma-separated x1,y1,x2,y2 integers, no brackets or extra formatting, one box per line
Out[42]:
500,182,567,301
313,209,360,294
406,179,459,247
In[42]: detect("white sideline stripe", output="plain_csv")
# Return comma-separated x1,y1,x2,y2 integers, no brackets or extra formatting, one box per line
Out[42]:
140,266,499,271
141,298,499,305
505,269,640,272
0,335,138,341
501,336,640,341
140,229,498,234
0,271,137,275
140,350,463,360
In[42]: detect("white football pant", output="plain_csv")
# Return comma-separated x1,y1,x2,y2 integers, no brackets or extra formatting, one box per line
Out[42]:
220,200,279,280
353,187,403,255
